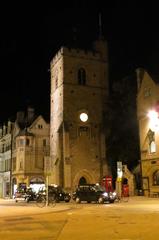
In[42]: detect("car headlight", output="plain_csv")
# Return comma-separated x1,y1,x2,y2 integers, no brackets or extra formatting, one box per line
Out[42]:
103,192,108,197
112,192,117,196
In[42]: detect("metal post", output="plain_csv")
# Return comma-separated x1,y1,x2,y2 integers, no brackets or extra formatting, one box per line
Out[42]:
116,161,123,198
116,180,122,198
46,175,49,206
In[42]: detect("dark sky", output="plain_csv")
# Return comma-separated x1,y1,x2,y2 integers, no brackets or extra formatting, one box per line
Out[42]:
0,5,157,124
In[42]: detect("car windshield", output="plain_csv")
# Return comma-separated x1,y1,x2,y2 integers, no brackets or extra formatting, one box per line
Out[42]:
93,184,105,192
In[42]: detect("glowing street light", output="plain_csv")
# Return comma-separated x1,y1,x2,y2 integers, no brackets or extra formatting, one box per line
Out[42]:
148,110,159,131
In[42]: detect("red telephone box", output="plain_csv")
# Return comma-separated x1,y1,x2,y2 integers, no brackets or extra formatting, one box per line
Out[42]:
102,176,113,192
122,184,129,196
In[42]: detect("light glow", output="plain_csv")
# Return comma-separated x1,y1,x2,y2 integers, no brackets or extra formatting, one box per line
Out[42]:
80,113,88,122
148,110,159,131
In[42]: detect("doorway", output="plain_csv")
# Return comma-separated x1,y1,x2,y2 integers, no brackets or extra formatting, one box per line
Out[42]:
79,176,87,185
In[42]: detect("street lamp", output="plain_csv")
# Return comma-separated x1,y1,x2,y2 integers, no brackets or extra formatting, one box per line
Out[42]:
147,110,159,131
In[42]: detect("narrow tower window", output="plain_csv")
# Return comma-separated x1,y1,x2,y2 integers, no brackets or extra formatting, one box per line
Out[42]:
78,68,86,85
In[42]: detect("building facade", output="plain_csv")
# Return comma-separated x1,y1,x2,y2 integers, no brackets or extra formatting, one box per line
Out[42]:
137,68,159,196
11,107,50,194
0,121,13,198
50,37,110,190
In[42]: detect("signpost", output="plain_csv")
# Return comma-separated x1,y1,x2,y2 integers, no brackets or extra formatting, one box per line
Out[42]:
116,161,123,197
44,157,51,206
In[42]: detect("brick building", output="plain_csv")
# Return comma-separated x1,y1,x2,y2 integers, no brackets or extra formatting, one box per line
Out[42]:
50,37,110,190
137,68,159,196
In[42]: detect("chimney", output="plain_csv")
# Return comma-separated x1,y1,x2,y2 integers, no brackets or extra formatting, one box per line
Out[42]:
3,124,6,136
7,120,12,134
16,111,25,124
27,107,35,123
0,126,2,138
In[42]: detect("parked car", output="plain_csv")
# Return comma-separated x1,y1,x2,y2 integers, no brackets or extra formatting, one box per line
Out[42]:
14,187,37,202
25,188,37,202
72,183,117,203
14,189,27,202
38,185,71,203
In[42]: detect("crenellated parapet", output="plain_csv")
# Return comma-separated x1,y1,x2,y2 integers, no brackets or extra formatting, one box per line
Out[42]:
50,46,100,68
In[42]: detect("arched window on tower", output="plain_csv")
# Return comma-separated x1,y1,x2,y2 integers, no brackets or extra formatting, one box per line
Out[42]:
78,68,86,85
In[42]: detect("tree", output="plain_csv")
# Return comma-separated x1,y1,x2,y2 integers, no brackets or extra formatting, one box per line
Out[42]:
106,73,140,179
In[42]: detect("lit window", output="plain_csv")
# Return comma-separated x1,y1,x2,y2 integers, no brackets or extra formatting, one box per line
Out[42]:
149,141,156,153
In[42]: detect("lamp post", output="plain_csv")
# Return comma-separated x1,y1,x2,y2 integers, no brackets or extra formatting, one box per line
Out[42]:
44,156,51,206
116,161,123,197
147,110,159,132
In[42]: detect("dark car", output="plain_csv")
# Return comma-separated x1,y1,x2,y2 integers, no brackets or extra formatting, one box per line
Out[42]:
25,188,37,202
72,184,117,204
14,187,37,203
38,185,71,203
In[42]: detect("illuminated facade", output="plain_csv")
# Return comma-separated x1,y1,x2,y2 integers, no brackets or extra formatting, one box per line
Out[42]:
0,121,13,198
11,107,50,194
50,38,110,190
137,68,159,196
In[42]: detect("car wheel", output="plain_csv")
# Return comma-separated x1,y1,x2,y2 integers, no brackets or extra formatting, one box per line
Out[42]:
75,197,81,203
98,197,104,204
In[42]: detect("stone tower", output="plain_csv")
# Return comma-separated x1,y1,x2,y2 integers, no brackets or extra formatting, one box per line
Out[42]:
50,37,109,190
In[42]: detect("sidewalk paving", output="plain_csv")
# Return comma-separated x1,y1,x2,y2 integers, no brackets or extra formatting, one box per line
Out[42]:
0,196,159,218
0,198,74,217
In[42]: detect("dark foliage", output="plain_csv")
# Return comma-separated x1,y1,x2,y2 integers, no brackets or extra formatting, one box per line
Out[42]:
106,72,140,179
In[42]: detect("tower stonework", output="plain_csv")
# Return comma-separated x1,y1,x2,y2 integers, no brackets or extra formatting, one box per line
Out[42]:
50,39,109,190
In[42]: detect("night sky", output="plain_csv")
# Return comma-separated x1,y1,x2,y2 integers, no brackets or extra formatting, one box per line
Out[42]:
0,5,157,124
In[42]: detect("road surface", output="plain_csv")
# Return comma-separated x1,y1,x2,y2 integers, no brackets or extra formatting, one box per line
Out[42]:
0,196,159,239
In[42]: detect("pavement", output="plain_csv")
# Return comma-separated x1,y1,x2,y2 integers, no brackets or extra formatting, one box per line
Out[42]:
1,196,159,240
0,195,158,218
0,198,75,217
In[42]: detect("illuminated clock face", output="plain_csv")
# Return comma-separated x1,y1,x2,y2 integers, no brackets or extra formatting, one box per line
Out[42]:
80,113,88,122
